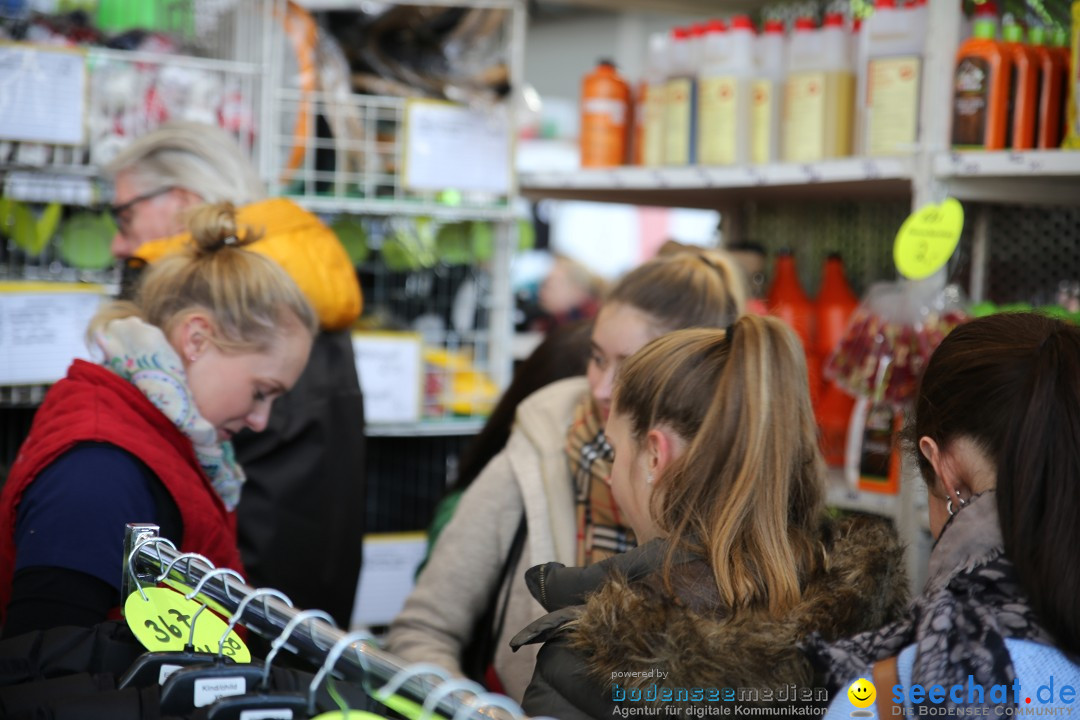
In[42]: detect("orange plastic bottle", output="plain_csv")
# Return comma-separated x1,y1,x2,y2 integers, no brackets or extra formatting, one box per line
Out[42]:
767,250,815,352
952,3,1013,150
767,250,820,405
580,60,631,168
1001,21,1039,150
814,253,859,467
1029,27,1067,149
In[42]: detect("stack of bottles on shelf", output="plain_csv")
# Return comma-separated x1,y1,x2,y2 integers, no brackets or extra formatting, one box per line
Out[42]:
764,251,859,474
579,3,926,168
579,0,1079,169
952,1,1073,151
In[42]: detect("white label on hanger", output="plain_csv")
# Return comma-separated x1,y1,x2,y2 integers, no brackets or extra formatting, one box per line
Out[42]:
157,664,183,685
194,677,247,708
239,710,294,720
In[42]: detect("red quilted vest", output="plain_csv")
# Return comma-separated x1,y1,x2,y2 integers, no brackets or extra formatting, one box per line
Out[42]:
0,360,245,619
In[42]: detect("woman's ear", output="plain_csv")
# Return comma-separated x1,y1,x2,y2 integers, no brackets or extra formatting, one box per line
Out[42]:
919,435,966,500
645,426,687,486
173,313,215,364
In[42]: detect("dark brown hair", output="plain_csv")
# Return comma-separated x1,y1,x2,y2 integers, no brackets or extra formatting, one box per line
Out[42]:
914,312,1080,654
614,316,825,615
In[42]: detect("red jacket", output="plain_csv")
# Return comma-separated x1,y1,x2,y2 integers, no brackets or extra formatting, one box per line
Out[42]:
0,361,245,619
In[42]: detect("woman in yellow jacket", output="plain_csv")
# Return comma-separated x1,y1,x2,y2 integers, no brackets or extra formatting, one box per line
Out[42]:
105,121,365,626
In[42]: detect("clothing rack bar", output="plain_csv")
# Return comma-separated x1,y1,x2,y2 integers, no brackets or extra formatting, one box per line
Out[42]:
122,523,521,720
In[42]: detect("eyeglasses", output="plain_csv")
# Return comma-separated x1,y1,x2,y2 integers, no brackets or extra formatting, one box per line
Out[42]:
108,186,175,236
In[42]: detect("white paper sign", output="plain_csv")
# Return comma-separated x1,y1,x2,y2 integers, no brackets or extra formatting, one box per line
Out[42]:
0,44,87,145
404,100,511,194
350,533,428,628
352,332,422,424
0,285,105,385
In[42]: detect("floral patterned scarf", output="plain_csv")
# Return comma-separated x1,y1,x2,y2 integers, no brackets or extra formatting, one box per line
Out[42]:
94,316,245,510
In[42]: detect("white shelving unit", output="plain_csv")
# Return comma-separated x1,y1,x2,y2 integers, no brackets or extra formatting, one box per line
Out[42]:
263,0,528,437
518,0,1080,591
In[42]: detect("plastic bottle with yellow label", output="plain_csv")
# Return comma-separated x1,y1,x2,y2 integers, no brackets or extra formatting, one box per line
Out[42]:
783,14,855,162
752,19,786,164
859,0,926,157
698,16,755,166
664,27,699,165
640,32,669,166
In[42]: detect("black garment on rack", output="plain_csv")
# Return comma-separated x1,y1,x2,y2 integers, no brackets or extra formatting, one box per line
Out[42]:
232,329,367,628
0,621,382,719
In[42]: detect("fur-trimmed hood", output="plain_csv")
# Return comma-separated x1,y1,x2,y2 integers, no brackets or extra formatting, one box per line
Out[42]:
512,514,909,718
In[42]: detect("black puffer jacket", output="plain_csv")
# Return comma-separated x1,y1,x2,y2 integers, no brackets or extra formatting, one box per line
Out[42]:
510,514,909,720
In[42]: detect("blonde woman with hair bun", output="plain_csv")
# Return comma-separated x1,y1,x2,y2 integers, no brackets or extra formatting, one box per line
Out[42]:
0,203,316,637
104,121,365,626
512,316,909,719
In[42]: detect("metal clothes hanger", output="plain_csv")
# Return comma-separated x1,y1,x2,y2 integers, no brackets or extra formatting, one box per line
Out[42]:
118,547,222,689
303,631,376,718
157,568,270,715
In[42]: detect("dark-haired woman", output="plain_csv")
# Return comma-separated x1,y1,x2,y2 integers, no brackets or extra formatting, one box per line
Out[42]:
814,312,1080,717
0,203,316,637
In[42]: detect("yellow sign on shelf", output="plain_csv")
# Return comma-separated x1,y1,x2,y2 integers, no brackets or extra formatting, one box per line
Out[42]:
894,198,965,280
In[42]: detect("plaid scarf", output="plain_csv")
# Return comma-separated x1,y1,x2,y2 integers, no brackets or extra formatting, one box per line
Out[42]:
565,393,635,566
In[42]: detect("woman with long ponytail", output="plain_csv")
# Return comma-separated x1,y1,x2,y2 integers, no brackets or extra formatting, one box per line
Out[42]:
512,315,909,719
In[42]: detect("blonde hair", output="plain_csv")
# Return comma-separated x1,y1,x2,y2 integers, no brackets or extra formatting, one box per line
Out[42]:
613,315,825,615
607,248,746,332
105,121,265,205
90,203,317,351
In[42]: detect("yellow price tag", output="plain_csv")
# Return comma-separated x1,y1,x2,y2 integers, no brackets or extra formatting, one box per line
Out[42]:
311,713,389,720
894,198,965,280
124,587,251,663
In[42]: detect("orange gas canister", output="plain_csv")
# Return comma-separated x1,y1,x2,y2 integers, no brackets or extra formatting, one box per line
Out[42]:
952,3,1013,150
1029,26,1067,149
580,60,631,168
1002,21,1040,150
767,250,815,352
815,253,859,358
814,253,859,467
767,250,819,405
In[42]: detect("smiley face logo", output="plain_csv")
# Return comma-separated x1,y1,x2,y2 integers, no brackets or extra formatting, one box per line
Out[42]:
847,678,876,709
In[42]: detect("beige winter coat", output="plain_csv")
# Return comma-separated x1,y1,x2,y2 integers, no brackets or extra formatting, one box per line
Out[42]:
384,377,588,702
